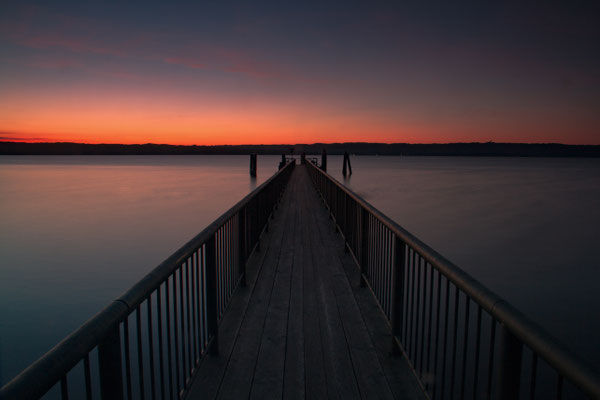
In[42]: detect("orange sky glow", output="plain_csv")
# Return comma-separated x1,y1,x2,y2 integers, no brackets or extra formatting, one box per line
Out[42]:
1,3,599,145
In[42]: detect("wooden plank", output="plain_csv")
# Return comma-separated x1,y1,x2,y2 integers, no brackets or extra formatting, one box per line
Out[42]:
306,165,424,400
301,169,361,400
312,242,361,400
300,170,330,399
186,165,426,400
283,188,305,400
307,181,396,399
215,172,298,399
250,200,297,399
335,243,426,399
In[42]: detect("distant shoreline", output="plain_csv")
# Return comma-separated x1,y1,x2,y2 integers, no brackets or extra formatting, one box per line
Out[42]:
1,141,599,157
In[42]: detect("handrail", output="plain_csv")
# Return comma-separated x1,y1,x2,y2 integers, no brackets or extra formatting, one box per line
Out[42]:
1,160,295,400
306,161,600,399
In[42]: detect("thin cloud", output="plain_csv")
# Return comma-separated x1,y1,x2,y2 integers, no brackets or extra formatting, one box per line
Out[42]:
0,134,51,142
163,50,285,80
2,5,320,84
164,57,209,70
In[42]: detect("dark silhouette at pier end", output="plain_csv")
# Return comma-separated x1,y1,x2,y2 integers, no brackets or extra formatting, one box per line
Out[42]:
342,151,352,177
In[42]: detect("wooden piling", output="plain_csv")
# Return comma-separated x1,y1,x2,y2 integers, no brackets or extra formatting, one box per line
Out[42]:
250,154,257,177
342,151,352,176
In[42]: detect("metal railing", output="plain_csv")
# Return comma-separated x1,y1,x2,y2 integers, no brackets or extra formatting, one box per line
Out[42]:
306,161,600,400
1,160,295,400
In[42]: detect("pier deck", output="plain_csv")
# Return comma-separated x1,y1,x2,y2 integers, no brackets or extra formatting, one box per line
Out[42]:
187,165,424,399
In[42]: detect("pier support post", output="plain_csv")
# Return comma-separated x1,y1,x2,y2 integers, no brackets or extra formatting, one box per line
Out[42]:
321,149,327,172
279,154,286,170
98,325,124,399
495,324,523,399
250,154,257,177
342,151,352,177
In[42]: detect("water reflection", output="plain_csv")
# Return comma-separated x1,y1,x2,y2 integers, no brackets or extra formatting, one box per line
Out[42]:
249,176,257,191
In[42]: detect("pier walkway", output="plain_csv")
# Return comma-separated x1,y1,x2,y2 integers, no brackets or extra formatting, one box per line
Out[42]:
186,165,424,399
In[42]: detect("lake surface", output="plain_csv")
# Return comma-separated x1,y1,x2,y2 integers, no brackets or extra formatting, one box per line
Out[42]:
1,155,599,390
0,155,279,386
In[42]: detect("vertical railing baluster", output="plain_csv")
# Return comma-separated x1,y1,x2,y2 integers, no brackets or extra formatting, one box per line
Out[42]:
220,227,224,314
239,209,247,286
196,247,204,358
486,319,496,400
460,297,470,399
402,247,409,346
172,273,180,398
379,223,384,307
205,236,219,355
135,307,145,400
530,354,538,400
425,262,434,391
99,322,124,400
415,254,422,372
432,270,443,400
124,319,133,400
556,374,563,400
440,278,450,399
191,252,198,367
228,218,233,298
419,257,427,378
83,354,92,400
165,278,174,400
391,235,406,354
179,265,186,386
157,285,165,400
408,249,416,361
472,306,482,400
450,287,460,399
360,208,368,287
60,375,69,400
386,230,392,317
147,296,156,400
495,323,523,400
186,260,192,377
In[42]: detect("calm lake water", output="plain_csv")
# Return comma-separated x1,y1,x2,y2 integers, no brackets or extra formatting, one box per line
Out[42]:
1,155,599,390
0,155,279,386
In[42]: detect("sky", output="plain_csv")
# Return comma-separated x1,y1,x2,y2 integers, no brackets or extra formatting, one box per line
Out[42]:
1,1,599,145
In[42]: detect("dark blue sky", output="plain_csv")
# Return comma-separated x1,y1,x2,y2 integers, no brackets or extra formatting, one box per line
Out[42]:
1,1,598,144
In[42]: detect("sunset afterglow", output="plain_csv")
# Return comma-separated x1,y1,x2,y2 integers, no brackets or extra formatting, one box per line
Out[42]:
1,2,599,145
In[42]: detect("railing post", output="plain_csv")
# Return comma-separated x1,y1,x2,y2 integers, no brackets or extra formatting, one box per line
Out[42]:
360,207,369,287
205,235,219,355
98,324,124,399
391,236,406,355
343,193,349,252
495,323,523,399
238,209,247,287
255,196,261,252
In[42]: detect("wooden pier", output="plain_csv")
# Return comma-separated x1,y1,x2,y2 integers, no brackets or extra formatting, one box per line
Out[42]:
186,165,423,399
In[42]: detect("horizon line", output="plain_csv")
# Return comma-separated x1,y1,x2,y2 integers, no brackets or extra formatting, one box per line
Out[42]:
2,140,598,147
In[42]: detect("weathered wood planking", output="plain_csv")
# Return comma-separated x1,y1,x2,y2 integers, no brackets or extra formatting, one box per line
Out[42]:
186,166,425,400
